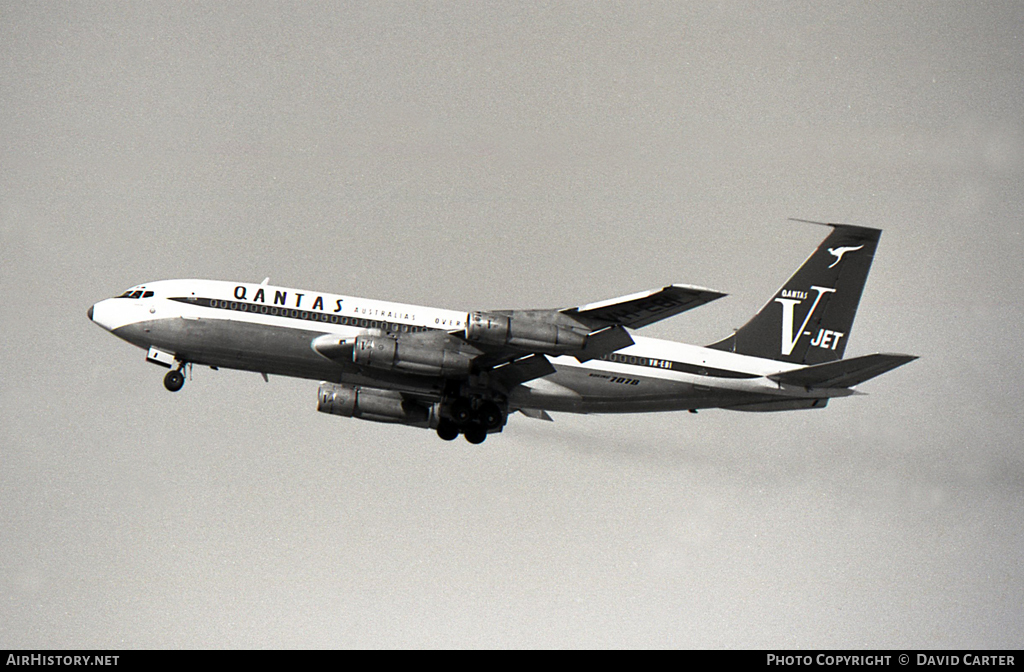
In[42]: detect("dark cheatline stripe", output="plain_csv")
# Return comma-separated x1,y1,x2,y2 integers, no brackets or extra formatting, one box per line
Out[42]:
599,352,758,379
168,297,429,334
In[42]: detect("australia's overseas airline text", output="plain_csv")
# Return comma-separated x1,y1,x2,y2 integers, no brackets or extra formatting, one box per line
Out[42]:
227,285,465,326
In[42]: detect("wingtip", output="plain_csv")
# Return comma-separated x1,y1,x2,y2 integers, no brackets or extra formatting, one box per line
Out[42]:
667,283,727,299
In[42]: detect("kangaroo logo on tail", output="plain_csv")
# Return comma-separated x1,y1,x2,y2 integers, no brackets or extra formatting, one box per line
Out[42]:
708,223,882,364
827,245,864,268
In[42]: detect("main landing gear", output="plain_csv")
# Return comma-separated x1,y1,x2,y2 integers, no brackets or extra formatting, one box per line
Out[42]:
436,398,505,444
436,420,460,442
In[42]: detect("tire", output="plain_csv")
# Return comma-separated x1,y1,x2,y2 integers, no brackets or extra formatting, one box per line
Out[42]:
478,401,504,430
450,399,473,424
436,420,459,441
164,370,185,392
464,427,487,445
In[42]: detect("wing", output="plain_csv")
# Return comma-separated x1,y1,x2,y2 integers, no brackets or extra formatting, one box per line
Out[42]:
315,284,725,389
464,284,725,373
562,284,726,330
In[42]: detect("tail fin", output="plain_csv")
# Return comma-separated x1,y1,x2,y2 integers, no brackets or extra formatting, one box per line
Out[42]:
709,223,882,365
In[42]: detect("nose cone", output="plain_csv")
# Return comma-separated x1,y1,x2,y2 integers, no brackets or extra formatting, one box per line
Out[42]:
88,299,118,332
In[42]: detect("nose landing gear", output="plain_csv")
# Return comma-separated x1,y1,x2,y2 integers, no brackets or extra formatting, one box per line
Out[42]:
163,368,185,392
163,362,189,392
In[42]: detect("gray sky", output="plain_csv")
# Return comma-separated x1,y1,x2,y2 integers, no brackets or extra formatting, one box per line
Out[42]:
2,1,1022,648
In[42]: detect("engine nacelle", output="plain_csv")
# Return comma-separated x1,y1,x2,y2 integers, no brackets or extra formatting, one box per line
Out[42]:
466,312,586,353
317,382,435,427
352,335,473,377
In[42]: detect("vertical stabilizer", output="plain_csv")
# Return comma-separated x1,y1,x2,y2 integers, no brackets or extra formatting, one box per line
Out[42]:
709,223,882,365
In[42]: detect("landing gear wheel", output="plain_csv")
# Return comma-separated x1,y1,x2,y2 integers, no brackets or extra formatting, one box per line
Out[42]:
450,399,473,424
164,369,185,392
478,401,504,430
436,420,459,441
464,427,487,445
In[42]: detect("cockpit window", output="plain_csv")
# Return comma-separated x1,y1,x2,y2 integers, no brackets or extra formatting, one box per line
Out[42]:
142,291,154,298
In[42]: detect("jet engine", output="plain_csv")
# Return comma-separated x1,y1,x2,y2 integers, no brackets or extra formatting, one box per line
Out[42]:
317,382,436,427
466,312,587,353
352,335,473,377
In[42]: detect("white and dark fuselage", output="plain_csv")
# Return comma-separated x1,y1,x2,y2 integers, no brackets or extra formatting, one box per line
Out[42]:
88,224,915,442
91,280,840,413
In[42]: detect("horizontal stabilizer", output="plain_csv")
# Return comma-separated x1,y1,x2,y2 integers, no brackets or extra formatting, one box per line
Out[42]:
769,353,917,389
565,284,726,330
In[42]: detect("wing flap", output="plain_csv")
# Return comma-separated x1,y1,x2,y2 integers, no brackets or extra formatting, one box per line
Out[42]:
572,324,635,362
769,353,917,389
489,354,557,393
564,284,725,330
